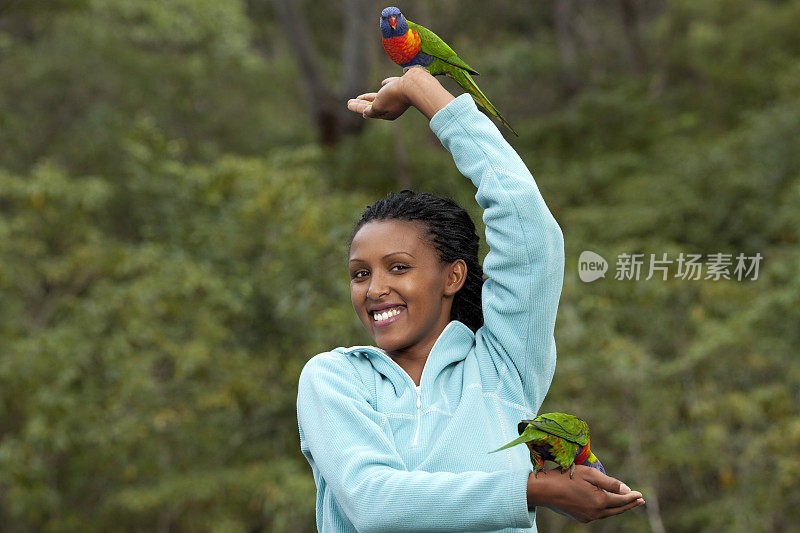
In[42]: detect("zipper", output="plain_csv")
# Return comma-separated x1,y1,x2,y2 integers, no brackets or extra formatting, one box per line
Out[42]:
356,346,435,446
376,352,424,446
412,385,422,446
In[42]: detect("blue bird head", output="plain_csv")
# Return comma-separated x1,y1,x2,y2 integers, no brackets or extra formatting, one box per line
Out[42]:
379,6,408,38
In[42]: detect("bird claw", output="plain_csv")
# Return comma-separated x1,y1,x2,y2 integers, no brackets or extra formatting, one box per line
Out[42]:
569,464,576,479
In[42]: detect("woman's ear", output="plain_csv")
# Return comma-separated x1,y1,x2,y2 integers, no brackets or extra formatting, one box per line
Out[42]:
443,259,468,296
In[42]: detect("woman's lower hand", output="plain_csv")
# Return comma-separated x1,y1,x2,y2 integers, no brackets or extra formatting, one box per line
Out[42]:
527,465,645,523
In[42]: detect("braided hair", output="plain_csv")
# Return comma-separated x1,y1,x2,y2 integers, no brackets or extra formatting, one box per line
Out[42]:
349,190,484,332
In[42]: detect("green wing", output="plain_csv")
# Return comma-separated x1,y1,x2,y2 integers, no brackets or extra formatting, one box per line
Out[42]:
531,413,590,447
406,19,478,75
546,435,580,470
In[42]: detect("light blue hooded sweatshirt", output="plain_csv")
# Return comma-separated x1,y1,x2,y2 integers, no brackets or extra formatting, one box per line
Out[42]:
297,94,565,532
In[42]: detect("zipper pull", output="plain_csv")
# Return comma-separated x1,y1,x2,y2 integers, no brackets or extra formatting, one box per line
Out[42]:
412,386,422,446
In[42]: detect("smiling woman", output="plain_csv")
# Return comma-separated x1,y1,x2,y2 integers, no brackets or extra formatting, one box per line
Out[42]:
348,208,474,382
296,67,644,532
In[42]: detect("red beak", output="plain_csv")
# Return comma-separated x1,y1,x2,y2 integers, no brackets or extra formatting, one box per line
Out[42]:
389,16,397,29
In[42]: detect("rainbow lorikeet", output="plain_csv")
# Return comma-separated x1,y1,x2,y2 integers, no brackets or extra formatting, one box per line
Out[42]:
379,6,517,136
490,413,606,478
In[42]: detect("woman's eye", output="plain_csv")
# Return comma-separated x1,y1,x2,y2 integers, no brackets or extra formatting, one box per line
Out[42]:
351,270,369,279
391,265,409,272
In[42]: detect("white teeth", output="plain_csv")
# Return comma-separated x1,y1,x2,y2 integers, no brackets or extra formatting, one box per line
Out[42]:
373,307,401,321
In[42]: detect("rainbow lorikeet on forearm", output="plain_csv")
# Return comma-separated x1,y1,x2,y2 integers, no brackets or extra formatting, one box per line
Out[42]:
379,6,517,136
490,413,606,478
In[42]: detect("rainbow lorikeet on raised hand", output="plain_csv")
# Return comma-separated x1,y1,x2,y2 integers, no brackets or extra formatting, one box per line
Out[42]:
379,6,517,136
490,413,606,478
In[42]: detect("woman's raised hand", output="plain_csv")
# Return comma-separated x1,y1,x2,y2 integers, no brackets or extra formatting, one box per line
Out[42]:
346,67,455,122
347,76,410,121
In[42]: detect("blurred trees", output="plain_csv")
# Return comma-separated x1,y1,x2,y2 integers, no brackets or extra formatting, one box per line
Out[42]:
0,0,798,531
269,0,372,144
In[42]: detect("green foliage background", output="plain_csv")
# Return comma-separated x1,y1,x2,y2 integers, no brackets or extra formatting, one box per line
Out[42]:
0,1,798,531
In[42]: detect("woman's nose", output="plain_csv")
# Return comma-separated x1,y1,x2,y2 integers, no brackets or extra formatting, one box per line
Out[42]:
366,275,390,300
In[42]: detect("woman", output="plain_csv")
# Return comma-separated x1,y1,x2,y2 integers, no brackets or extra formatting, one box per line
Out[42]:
297,67,644,532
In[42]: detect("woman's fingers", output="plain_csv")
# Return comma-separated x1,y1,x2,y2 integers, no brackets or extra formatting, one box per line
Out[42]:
362,102,378,119
347,98,373,115
601,489,643,508
577,467,644,509
347,91,380,118
600,498,645,518
583,468,643,499
347,73,415,120
588,471,624,493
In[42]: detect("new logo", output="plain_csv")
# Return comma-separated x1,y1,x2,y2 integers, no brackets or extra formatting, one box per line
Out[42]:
578,251,608,282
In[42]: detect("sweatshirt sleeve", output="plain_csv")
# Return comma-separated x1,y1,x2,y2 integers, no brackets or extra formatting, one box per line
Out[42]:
297,353,533,532
430,94,565,411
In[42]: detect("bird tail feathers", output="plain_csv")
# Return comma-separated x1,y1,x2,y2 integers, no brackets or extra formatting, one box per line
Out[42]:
489,435,530,453
449,69,518,136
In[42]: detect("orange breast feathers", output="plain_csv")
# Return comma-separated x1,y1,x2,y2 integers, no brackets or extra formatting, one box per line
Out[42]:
382,29,422,65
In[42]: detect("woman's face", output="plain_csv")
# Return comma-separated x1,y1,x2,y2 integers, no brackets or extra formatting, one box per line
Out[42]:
348,220,464,357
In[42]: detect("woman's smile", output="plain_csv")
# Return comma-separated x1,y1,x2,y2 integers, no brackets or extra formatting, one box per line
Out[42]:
371,305,405,326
